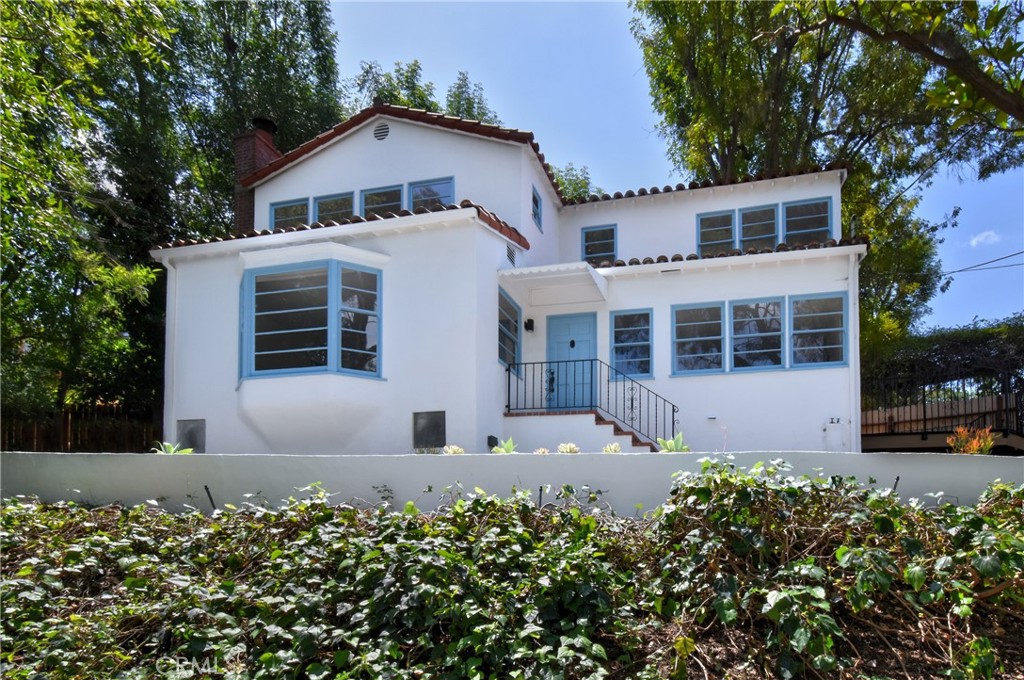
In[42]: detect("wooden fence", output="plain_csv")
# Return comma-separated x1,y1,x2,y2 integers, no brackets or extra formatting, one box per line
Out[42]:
1,404,160,453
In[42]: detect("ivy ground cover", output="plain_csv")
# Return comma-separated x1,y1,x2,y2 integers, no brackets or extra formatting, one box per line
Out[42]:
2,460,1022,679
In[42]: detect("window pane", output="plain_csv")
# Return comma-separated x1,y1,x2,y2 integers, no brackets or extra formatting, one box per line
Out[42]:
732,301,782,368
316,195,353,223
253,268,329,371
785,200,829,245
273,202,308,230
792,296,844,364
699,213,734,256
582,226,615,265
612,311,651,376
673,306,722,372
364,188,402,217
531,187,542,228
741,207,776,251
411,179,453,210
498,290,519,366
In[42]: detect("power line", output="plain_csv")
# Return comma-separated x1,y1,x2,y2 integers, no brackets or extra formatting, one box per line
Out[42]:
942,250,1024,276
941,263,1023,274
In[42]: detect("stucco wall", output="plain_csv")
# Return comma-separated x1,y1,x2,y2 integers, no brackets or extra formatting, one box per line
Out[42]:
557,171,845,264
4,451,1020,515
159,217,517,455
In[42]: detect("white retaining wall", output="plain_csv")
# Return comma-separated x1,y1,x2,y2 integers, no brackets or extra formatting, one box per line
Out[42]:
3,451,1021,515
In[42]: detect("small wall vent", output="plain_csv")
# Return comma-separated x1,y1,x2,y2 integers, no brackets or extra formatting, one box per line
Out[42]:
507,244,516,265
373,122,390,140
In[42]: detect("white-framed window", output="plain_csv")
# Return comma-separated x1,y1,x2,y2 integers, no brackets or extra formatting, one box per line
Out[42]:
361,186,402,218
784,198,831,246
731,298,784,370
611,309,652,378
791,293,846,366
242,261,381,378
531,186,542,231
409,177,454,211
697,210,734,257
314,193,354,223
270,199,309,231
498,288,521,368
739,205,777,252
672,304,724,373
581,225,616,266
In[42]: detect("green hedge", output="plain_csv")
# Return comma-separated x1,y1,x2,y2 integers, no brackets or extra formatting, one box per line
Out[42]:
2,460,1022,679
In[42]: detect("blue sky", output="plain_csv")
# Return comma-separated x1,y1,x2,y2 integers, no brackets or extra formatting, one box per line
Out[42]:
329,1,1023,330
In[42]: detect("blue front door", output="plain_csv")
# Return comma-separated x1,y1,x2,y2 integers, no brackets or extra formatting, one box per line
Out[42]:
546,313,597,408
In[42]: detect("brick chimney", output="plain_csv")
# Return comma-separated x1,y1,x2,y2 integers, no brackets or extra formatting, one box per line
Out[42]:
233,117,282,232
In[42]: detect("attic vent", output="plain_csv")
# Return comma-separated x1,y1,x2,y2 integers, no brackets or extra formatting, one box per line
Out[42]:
373,122,390,140
507,244,516,265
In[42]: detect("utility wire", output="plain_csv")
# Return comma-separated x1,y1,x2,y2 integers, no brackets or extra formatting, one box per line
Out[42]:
941,250,1024,276
941,263,1023,274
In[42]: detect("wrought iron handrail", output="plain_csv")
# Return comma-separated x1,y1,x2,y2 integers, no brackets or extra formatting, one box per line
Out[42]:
861,369,1023,438
505,359,679,445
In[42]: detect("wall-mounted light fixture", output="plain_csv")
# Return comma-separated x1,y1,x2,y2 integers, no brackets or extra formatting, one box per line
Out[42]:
524,319,535,332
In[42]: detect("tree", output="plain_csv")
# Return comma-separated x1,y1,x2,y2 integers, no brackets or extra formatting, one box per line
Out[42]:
630,1,981,358
445,71,502,124
349,60,441,112
551,164,605,202
784,0,1024,179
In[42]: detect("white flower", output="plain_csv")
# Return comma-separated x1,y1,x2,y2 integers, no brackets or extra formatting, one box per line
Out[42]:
557,442,581,454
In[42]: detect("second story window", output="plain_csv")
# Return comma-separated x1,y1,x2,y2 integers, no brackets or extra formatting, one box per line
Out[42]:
362,186,402,218
581,225,616,266
271,199,308,230
531,186,542,231
314,193,354,223
698,211,734,257
740,206,777,252
410,178,454,211
784,199,831,246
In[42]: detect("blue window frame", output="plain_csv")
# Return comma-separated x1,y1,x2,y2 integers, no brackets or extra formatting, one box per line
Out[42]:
498,288,521,368
783,198,832,246
739,205,777,252
270,199,309,231
697,210,735,257
314,193,354,223
409,177,454,211
581,225,616,266
672,303,725,373
531,186,542,231
730,298,784,370
361,185,402,218
610,309,652,378
791,293,846,366
242,261,381,378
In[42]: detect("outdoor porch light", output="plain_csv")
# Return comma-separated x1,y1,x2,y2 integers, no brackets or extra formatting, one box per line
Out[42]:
524,319,534,332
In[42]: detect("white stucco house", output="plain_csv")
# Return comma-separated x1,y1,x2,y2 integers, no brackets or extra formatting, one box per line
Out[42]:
151,103,868,455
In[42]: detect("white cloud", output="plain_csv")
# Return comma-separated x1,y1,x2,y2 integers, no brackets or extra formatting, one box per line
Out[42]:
969,230,1001,248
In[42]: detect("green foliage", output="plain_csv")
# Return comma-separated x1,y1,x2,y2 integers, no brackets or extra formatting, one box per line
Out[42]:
4,466,1020,678
630,1,1018,360
151,441,194,455
657,433,690,452
551,163,604,202
491,437,517,454
445,71,502,124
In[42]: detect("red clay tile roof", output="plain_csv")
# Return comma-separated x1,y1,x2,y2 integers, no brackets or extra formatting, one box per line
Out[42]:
590,235,869,268
564,163,849,206
152,200,530,251
241,103,565,200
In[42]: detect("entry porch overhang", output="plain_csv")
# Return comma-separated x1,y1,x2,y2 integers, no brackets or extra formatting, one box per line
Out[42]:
497,262,608,307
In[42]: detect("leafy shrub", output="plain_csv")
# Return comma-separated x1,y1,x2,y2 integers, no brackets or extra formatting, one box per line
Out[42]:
2,464,1021,679
602,443,622,453
947,426,995,454
557,442,581,454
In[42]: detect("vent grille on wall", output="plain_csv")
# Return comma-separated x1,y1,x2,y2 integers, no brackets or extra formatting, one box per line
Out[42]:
373,123,390,140
507,244,516,265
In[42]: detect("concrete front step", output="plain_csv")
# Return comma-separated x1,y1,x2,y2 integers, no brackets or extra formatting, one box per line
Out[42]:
503,410,657,453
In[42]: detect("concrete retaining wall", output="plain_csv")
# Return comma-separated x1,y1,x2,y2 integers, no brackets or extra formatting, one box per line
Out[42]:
3,451,1021,515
